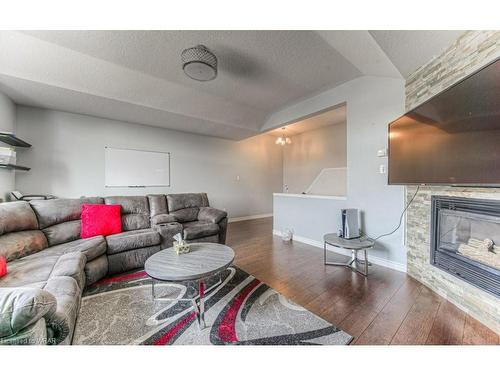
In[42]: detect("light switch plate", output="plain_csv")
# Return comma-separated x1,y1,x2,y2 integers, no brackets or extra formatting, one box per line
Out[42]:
377,148,388,157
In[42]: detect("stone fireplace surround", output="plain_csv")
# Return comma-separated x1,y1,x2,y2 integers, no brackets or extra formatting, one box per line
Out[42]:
405,31,500,333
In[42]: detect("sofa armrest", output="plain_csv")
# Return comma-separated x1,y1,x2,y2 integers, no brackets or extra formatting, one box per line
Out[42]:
0,287,57,340
198,207,227,224
0,318,49,345
45,310,71,345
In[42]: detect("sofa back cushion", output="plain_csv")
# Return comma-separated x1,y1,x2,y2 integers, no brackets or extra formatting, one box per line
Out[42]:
30,197,104,229
167,193,209,212
0,230,48,262
147,195,168,216
166,193,209,223
104,196,150,231
30,197,103,246
0,201,47,262
0,201,38,236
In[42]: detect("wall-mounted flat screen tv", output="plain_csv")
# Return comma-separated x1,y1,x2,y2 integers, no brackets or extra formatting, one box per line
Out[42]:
388,57,500,186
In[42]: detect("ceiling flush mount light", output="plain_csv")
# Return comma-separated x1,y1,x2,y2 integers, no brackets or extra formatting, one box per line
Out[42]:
275,128,292,146
181,45,218,81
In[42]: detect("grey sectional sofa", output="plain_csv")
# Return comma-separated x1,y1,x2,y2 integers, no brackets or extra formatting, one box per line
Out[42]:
0,193,227,345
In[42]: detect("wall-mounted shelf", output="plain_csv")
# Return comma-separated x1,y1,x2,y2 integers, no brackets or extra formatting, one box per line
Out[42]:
0,163,30,171
0,132,31,148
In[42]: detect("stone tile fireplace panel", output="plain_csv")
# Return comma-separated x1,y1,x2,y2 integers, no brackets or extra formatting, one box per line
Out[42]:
405,31,500,334
407,187,500,334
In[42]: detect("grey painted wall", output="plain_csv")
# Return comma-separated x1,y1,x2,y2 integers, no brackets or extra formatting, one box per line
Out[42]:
283,123,346,194
274,194,346,239
272,76,406,267
15,106,283,218
0,92,16,202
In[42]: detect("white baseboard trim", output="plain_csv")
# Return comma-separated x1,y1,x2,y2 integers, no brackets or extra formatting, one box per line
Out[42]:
229,213,273,223
273,229,407,273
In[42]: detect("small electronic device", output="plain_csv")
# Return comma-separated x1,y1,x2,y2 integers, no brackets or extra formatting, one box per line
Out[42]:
340,209,360,239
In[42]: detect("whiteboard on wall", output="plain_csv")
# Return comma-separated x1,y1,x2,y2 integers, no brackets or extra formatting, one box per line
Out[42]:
105,147,170,187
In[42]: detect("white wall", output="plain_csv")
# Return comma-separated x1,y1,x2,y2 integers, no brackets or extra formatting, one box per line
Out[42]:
271,76,407,268
283,123,346,194
0,92,16,202
15,106,283,218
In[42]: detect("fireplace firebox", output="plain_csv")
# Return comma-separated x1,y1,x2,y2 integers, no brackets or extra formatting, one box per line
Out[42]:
431,196,500,297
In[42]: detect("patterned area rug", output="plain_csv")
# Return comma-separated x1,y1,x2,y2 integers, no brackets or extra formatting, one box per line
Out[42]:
73,266,353,345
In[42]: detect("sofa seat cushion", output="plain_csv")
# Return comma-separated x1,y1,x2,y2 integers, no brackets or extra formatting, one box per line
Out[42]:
0,230,48,262
106,229,160,255
0,252,86,291
0,256,59,288
107,245,160,275
182,221,219,240
187,234,219,244
38,236,106,262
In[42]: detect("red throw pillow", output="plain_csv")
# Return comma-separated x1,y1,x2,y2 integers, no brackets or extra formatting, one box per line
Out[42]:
0,256,7,278
81,204,122,239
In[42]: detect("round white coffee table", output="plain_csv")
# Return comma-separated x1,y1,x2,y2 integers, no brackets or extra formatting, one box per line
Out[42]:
145,242,235,329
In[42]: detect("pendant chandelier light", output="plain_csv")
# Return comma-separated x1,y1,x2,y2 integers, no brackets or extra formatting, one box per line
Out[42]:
275,127,292,146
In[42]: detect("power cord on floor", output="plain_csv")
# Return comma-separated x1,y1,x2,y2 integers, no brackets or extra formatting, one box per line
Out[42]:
363,185,420,242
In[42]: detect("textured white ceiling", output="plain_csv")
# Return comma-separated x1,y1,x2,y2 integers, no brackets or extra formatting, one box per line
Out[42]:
0,30,465,139
316,31,402,78
267,104,346,137
19,30,363,112
0,74,257,140
369,30,465,78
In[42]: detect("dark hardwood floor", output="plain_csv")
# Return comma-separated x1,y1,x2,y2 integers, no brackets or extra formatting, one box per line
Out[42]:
226,217,499,345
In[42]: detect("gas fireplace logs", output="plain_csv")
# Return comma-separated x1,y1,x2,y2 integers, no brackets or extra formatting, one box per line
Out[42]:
458,238,500,269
